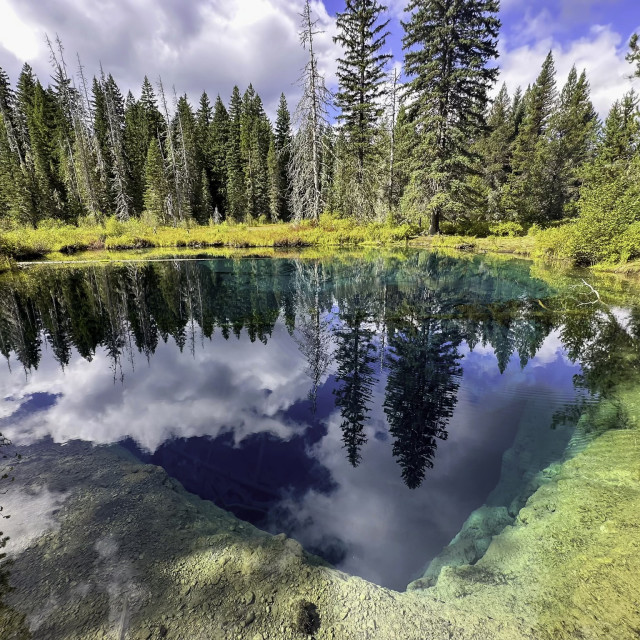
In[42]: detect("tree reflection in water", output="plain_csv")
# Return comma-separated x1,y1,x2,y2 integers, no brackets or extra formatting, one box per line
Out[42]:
0,253,638,488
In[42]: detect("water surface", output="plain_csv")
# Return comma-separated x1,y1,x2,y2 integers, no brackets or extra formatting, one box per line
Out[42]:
0,251,637,590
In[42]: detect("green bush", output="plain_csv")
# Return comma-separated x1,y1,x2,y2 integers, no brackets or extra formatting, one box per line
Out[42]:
489,221,526,237
104,217,125,237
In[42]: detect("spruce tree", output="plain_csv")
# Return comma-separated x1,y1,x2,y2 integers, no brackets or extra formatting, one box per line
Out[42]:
289,0,331,222
139,76,165,143
210,95,229,217
123,92,148,215
477,84,513,219
240,85,270,220
172,95,199,221
402,0,500,233
334,0,391,181
196,92,213,213
226,86,245,221
501,52,557,224
544,67,598,218
143,136,168,223
333,301,377,467
274,93,292,220
383,316,462,488
267,135,279,221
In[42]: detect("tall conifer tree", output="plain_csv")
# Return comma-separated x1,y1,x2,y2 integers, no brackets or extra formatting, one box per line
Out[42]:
210,95,229,217
334,0,391,181
402,0,500,233
501,52,557,224
226,86,245,221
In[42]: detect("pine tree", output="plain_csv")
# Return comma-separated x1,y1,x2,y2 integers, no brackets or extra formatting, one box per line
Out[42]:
501,52,558,224
226,86,245,221
273,93,292,220
627,33,640,77
209,95,229,217
402,0,500,233
143,136,169,223
477,84,513,219
334,0,391,183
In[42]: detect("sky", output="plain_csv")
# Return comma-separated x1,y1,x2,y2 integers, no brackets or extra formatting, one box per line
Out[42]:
0,0,639,119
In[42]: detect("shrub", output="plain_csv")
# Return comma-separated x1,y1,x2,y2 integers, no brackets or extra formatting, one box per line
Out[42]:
489,221,525,237
104,217,125,237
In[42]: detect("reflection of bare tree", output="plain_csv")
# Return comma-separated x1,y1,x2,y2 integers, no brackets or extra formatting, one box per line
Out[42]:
293,262,333,413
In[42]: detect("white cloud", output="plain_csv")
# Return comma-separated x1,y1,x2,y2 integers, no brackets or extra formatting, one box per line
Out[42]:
0,323,313,451
0,0,340,119
498,22,640,118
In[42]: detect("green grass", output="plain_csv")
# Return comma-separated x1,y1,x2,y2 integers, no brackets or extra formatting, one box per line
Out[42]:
3,216,640,282
0,216,416,262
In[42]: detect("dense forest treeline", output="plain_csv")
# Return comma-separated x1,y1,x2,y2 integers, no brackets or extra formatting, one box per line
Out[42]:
2,254,639,486
0,1,639,264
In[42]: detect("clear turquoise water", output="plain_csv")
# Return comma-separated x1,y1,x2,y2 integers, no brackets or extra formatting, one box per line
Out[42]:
0,251,636,590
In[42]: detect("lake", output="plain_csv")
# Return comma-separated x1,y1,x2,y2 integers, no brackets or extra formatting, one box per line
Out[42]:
0,250,638,637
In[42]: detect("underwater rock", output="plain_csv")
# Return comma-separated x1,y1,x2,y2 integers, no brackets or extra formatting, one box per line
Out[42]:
2,433,639,639
409,506,513,589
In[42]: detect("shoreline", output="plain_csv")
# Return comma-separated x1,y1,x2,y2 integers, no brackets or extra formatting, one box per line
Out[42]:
2,417,639,639
2,230,638,280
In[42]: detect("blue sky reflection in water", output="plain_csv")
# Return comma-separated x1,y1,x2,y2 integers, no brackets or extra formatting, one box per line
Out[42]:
0,254,586,590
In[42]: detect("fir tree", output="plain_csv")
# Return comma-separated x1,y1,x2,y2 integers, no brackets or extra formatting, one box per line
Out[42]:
210,95,229,217
402,0,500,233
501,52,558,224
226,86,245,221
143,136,168,223
333,0,391,182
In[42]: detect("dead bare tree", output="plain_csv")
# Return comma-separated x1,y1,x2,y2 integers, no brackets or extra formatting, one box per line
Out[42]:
289,0,331,223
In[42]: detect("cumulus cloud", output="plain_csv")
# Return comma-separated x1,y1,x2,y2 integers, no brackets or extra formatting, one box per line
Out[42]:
0,0,340,118
0,323,313,451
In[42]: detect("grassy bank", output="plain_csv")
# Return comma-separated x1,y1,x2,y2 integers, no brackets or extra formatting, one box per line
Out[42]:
0,216,415,262
3,216,640,281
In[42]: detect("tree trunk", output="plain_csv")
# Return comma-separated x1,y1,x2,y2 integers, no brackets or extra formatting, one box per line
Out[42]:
429,208,440,235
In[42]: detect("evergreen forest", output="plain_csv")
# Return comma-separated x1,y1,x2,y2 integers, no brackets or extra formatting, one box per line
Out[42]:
0,1,639,266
